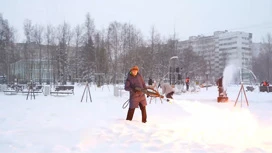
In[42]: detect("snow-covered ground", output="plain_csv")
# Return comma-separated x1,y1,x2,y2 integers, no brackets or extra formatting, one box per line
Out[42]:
0,84,272,153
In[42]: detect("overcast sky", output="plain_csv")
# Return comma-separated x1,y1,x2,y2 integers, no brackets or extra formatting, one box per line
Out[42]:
1,0,272,42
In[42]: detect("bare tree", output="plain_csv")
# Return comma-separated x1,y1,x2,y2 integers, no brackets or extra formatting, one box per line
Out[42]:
253,33,272,82
106,21,123,83
263,33,272,80
179,47,207,82
94,32,109,75
85,13,95,40
80,13,96,80
73,24,83,79
147,25,161,79
44,24,55,83
56,21,73,84
33,24,44,83
0,14,16,82
23,19,34,81
120,23,141,74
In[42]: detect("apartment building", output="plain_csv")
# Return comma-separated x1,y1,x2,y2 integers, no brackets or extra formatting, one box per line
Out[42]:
177,30,253,84
10,59,56,83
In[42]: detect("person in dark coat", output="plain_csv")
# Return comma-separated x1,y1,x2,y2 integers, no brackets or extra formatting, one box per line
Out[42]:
148,78,153,86
216,76,224,96
263,80,269,86
147,77,156,91
185,77,190,91
124,65,147,123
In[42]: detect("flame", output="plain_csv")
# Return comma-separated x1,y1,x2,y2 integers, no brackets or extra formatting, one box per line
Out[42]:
163,100,263,149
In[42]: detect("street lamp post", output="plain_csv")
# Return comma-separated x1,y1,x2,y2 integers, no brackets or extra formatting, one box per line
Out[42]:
169,56,178,85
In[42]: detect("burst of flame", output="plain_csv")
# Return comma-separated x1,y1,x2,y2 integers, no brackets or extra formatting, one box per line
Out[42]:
161,100,264,150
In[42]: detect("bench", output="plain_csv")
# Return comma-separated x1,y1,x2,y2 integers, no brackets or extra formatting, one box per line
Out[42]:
21,90,43,94
21,85,43,94
50,85,74,95
259,86,272,92
3,90,18,95
3,84,24,95
6,84,24,92
246,86,255,92
35,85,43,91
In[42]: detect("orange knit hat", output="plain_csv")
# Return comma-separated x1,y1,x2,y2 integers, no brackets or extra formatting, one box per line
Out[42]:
130,65,139,71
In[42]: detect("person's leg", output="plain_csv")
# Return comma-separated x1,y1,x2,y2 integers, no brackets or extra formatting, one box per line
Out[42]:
126,108,135,121
166,92,173,102
166,93,170,102
218,87,223,96
166,92,174,99
169,91,174,99
139,103,147,123
166,93,170,99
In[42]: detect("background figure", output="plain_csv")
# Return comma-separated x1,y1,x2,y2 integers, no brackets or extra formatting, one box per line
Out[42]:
185,77,190,91
148,77,153,86
147,77,156,89
260,81,264,86
216,76,224,96
159,81,175,102
124,65,147,123
261,80,269,86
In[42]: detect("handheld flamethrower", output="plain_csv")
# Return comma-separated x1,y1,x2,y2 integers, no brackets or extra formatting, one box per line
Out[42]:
135,87,164,99
122,87,165,109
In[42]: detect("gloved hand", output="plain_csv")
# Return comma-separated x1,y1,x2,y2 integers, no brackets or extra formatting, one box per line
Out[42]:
132,87,139,93
132,87,142,93
134,87,142,91
141,88,147,93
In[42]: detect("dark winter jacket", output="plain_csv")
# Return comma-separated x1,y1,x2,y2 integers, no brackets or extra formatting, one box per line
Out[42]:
185,77,190,85
124,72,147,108
148,78,153,86
216,77,223,87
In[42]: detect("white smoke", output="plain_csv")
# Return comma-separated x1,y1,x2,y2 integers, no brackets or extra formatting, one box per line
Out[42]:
223,60,241,89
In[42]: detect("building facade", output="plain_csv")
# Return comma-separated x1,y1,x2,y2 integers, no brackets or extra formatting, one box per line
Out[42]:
10,59,56,83
177,30,253,84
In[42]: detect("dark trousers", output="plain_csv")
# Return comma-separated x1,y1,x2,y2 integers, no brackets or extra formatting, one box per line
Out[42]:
166,91,174,99
126,103,147,123
218,87,224,96
186,84,189,91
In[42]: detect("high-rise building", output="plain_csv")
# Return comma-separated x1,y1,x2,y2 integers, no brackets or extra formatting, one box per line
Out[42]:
177,30,253,84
